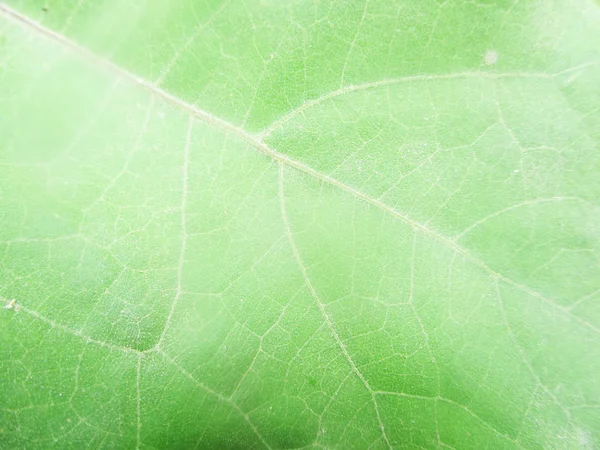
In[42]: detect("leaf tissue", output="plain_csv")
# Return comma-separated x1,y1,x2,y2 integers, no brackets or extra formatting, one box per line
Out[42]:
1,1,599,448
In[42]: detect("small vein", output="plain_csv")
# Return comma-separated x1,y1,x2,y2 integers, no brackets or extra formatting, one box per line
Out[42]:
259,61,598,139
1,296,141,354
408,229,439,391
568,287,600,312
136,354,142,450
278,163,392,449
454,196,588,240
229,285,304,399
374,391,525,449
84,95,156,213
157,115,194,347
69,350,84,405
339,0,369,87
495,282,573,426
156,349,273,450
155,0,232,85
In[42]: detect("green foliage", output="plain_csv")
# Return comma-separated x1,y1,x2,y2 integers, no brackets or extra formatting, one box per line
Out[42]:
1,1,600,448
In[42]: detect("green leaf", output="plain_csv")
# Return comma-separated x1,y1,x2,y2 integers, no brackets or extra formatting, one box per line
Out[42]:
1,0,599,448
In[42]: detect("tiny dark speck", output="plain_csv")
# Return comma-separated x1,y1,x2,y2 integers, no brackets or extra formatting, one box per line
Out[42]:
42,7,48,12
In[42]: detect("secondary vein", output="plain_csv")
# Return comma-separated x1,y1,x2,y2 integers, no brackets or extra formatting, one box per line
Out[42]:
157,115,194,347
278,162,392,449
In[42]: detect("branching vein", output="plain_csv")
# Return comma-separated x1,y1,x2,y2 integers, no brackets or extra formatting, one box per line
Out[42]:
0,296,141,354
278,163,392,449
157,115,194,347
157,349,273,450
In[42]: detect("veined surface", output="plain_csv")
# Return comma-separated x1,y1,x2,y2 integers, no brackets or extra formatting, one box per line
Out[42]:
1,1,600,448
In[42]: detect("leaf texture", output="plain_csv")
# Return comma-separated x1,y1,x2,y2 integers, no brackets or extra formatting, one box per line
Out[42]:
1,1,600,448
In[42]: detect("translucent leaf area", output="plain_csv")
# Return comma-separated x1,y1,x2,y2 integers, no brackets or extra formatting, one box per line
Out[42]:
1,1,599,448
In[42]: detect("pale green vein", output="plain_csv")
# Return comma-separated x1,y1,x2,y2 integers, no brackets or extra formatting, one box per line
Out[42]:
155,0,233,85
278,162,392,449
0,4,597,340
454,196,588,240
339,0,369,87
0,296,142,354
82,95,156,215
156,349,273,450
494,282,573,427
408,228,440,393
157,115,194,348
374,390,526,449
260,61,599,139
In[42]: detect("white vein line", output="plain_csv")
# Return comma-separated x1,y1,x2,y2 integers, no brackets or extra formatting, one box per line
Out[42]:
454,196,586,241
374,391,525,449
84,96,156,213
157,115,194,347
568,287,600,312
157,349,273,450
228,285,303,399
1,297,141,354
270,153,600,335
515,385,540,441
339,0,369,87
155,0,232,85
136,354,142,450
69,350,84,405
259,61,599,139
408,229,440,391
0,3,256,148
494,282,573,426
1,3,597,336
278,163,392,449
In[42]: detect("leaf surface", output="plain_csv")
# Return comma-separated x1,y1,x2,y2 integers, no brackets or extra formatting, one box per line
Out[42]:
1,1,600,448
